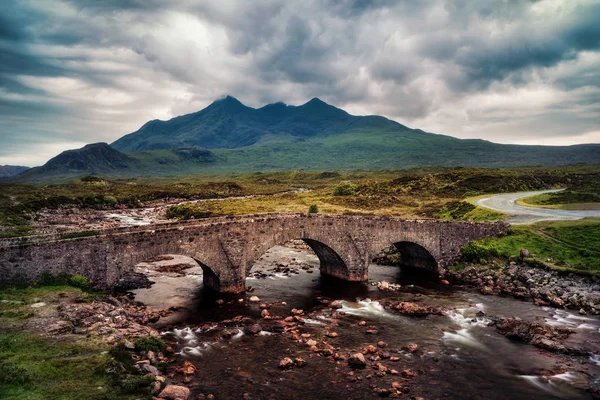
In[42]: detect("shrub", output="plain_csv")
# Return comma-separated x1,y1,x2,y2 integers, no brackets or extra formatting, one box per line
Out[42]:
166,205,212,220
461,242,501,264
308,204,319,214
118,374,155,394
134,336,166,353
103,195,118,207
59,230,99,240
0,361,31,385
333,181,357,196
109,342,134,370
69,275,90,289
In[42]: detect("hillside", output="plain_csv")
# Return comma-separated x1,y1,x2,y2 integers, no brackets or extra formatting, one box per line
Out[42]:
16,143,218,182
112,96,410,151
11,96,600,182
0,165,29,178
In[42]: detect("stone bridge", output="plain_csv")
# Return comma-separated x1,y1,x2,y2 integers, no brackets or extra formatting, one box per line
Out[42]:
0,213,507,293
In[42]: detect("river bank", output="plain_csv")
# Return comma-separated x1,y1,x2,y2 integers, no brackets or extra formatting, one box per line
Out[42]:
445,261,600,315
2,243,600,399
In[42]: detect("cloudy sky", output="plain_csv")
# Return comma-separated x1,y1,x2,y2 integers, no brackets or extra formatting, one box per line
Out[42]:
1,0,599,166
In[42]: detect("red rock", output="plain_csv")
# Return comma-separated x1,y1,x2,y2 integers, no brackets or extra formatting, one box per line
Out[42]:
279,357,294,369
294,357,307,367
401,369,416,378
158,385,190,400
176,360,197,375
363,345,378,354
348,353,367,369
402,343,418,353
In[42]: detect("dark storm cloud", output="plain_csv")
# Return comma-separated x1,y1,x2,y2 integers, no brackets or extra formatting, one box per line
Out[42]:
0,0,598,166
455,2,600,89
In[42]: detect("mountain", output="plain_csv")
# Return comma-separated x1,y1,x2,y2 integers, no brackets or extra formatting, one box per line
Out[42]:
0,165,29,178
112,96,398,151
15,143,218,182
10,96,600,182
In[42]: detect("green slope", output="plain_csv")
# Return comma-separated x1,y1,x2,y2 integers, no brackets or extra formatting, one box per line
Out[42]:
10,96,600,183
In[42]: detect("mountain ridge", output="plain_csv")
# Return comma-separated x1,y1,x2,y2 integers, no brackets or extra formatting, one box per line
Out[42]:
10,96,600,183
111,96,404,151
0,165,29,178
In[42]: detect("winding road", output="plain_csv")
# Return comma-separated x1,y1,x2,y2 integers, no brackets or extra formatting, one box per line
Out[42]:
475,189,600,224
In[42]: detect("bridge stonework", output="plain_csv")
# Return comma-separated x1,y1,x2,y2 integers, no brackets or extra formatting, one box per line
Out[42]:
0,214,507,293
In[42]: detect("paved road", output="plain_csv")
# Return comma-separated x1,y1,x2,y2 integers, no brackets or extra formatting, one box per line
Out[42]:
475,189,600,224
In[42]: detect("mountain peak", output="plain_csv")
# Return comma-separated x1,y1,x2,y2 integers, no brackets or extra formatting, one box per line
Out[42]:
206,95,249,113
305,97,327,106
215,95,243,105
82,142,111,149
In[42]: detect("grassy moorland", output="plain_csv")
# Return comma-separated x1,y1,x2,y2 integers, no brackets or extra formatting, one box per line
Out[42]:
461,218,600,276
517,178,600,210
1,164,599,238
0,284,151,400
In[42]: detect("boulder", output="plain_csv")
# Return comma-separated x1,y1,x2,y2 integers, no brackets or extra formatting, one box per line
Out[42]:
294,357,307,367
278,357,294,369
348,353,367,369
158,385,190,400
520,249,531,258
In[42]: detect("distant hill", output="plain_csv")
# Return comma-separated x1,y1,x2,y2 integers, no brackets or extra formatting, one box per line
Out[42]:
16,143,218,182
11,96,600,182
0,165,29,178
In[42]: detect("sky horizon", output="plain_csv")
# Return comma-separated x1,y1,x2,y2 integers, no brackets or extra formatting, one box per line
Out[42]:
1,0,599,167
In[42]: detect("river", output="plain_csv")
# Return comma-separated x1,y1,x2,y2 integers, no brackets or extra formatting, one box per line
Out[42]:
131,244,600,399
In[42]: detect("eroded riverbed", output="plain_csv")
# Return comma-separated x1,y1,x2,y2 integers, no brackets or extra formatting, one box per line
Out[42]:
131,245,600,399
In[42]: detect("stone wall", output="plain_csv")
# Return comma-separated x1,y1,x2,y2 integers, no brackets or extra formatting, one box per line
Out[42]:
0,213,507,293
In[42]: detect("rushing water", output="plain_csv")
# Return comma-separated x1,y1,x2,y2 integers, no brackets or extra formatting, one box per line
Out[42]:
133,246,600,399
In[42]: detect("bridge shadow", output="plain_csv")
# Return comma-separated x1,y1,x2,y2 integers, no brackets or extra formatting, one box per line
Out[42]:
371,241,442,287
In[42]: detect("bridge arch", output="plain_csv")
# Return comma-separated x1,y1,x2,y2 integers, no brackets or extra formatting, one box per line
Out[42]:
245,234,361,283
391,241,439,272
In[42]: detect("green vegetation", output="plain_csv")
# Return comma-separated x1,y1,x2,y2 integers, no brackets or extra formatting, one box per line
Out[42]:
60,231,100,240
438,201,505,222
0,333,123,400
133,336,166,353
461,218,600,276
519,179,600,209
308,204,319,213
333,181,358,196
0,285,157,399
69,275,90,289
1,164,599,239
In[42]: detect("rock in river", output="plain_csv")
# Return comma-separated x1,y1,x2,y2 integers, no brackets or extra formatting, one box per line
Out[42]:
348,353,367,369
